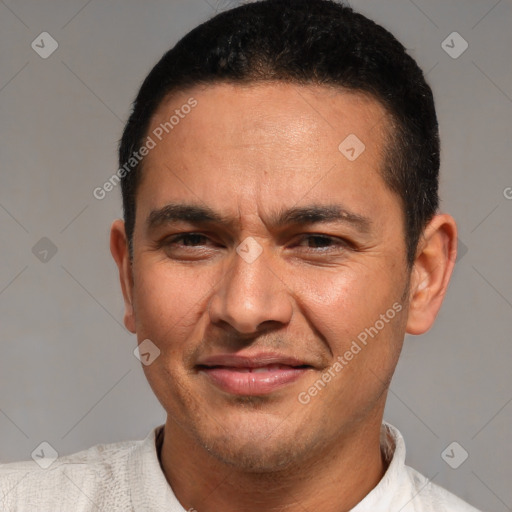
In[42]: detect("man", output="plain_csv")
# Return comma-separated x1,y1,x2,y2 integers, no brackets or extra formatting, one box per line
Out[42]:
0,0,481,510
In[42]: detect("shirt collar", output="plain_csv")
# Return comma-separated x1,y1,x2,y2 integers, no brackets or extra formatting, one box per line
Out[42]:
128,424,185,512
350,422,408,511
128,421,407,512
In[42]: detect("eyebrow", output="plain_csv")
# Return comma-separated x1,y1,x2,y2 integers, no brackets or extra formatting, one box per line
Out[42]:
146,202,372,233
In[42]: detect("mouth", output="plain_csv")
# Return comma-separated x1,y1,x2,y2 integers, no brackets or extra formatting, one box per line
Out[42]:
196,354,314,396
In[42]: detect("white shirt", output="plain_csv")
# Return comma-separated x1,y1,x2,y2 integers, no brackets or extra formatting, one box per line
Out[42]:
0,422,481,511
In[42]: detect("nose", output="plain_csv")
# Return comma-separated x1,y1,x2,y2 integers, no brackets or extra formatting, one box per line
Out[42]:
207,242,294,334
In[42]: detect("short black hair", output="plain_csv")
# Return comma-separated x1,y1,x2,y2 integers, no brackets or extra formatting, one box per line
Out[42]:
119,0,439,268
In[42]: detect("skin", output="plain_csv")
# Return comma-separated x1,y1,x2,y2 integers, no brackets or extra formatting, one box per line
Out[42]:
110,82,458,512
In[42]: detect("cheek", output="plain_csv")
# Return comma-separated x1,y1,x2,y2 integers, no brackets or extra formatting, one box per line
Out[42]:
132,262,215,343
292,266,405,420
289,262,406,393
132,252,404,352
288,263,394,341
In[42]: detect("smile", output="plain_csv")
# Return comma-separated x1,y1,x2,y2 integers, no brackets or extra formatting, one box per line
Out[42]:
197,362,312,395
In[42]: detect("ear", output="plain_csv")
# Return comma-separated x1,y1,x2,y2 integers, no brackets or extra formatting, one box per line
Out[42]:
406,214,458,335
110,219,136,333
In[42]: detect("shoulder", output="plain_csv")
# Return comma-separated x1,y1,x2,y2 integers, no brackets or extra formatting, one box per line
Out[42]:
370,423,482,512
403,465,482,512
0,436,145,511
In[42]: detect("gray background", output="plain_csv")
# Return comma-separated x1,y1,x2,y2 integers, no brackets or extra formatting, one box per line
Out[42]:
0,0,511,510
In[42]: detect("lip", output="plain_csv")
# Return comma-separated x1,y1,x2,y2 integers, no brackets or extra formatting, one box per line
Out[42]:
196,352,313,396
197,352,312,369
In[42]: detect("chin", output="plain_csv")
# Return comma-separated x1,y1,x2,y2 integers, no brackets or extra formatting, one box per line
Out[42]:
189,411,320,473
203,436,302,473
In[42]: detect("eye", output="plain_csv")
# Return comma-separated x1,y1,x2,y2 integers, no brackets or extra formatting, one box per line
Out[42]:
295,234,349,251
164,233,211,247
159,233,351,257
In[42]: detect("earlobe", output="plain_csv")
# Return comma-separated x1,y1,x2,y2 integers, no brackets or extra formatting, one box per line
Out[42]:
405,214,458,335
110,219,137,334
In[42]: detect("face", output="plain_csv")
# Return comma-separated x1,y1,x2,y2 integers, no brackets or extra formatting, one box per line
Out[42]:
115,83,413,471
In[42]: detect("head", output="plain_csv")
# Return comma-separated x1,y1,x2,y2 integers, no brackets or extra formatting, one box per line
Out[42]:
111,0,457,472
119,0,440,269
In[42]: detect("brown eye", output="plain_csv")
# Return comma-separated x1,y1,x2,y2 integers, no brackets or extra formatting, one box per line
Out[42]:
167,233,209,247
296,235,348,250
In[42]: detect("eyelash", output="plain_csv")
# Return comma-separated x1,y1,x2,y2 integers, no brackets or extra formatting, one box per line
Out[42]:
161,233,350,252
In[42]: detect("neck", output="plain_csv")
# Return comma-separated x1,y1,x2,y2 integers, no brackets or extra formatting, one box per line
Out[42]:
159,414,387,512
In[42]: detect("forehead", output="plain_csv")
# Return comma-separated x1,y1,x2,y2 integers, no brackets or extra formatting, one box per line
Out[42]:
148,82,389,156
137,82,396,228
